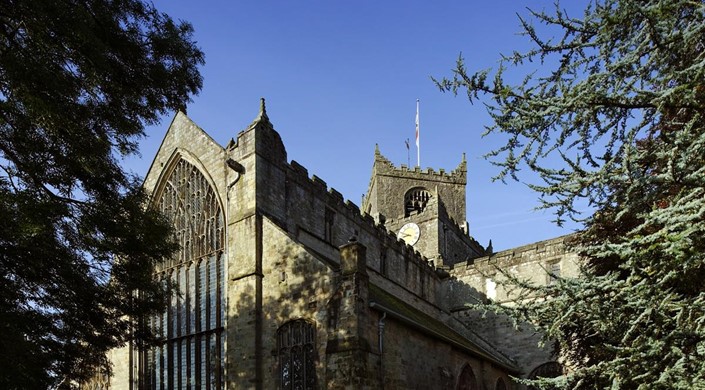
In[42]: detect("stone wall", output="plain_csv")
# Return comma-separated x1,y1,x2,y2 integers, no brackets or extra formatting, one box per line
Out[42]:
449,235,580,305
259,218,335,389
447,235,581,381
270,154,444,307
220,107,488,388
380,317,501,389
104,107,575,389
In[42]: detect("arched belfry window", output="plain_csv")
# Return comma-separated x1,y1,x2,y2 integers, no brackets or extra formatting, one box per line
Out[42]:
277,320,317,390
404,187,431,217
456,364,479,390
142,158,225,390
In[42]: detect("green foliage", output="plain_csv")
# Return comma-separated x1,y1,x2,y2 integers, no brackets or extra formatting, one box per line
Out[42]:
437,0,705,388
0,0,203,388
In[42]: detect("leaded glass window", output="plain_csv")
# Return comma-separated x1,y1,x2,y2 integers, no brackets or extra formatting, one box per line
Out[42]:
277,320,316,390
142,158,225,390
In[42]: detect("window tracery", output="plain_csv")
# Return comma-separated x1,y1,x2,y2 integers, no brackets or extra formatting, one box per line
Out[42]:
79,368,110,390
142,158,225,390
277,320,316,390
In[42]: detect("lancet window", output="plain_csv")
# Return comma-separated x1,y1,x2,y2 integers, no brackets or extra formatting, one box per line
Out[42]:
456,364,479,390
142,158,225,390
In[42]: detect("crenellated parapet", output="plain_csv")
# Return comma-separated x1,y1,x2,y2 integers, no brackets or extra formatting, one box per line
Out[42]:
369,144,467,185
363,146,468,226
448,234,580,305
284,156,439,274
232,141,440,308
117,99,568,390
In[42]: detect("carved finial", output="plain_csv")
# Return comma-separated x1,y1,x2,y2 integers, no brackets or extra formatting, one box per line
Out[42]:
375,143,380,155
486,240,493,255
259,97,268,120
456,152,468,173
249,97,272,128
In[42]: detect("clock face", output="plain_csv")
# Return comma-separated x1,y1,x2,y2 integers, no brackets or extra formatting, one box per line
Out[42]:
397,222,421,246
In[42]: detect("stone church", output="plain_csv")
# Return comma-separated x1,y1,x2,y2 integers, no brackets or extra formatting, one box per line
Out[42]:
101,100,578,389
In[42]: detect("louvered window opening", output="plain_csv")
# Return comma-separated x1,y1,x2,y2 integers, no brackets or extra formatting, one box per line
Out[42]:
404,188,431,217
142,159,225,390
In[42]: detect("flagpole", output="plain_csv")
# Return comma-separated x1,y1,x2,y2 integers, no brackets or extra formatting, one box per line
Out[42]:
415,99,420,167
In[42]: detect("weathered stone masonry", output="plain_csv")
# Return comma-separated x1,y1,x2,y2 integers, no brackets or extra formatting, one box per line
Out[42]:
101,100,577,390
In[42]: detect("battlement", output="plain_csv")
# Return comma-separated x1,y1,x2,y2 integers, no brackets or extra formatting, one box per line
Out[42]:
284,158,437,276
461,234,576,270
222,103,446,301
447,234,580,307
363,145,469,231
372,145,467,183
139,102,568,389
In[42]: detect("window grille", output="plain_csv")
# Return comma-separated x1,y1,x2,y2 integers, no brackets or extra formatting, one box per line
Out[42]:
142,158,225,390
277,320,316,390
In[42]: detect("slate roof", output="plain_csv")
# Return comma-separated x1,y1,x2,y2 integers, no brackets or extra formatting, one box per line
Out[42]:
368,283,519,373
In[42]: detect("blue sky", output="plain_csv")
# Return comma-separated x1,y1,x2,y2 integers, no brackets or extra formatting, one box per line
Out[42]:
128,0,588,251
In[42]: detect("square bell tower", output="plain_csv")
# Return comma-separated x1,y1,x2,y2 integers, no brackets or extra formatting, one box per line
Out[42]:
362,146,486,266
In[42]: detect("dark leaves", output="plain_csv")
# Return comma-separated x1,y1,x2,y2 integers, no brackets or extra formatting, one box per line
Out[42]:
438,0,705,388
0,0,203,387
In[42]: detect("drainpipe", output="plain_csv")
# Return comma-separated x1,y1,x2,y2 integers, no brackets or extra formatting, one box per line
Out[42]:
226,158,244,195
378,312,387,389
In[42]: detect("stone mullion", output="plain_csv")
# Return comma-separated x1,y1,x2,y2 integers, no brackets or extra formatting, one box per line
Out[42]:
147,158,224,390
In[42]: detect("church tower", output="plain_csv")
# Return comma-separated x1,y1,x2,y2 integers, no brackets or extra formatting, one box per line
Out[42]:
362,146,486,266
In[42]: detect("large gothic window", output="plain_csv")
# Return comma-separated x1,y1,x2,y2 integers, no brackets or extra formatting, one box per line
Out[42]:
404,187,431,217
277,320,316,390
456,364,479,390
142,158,226,390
